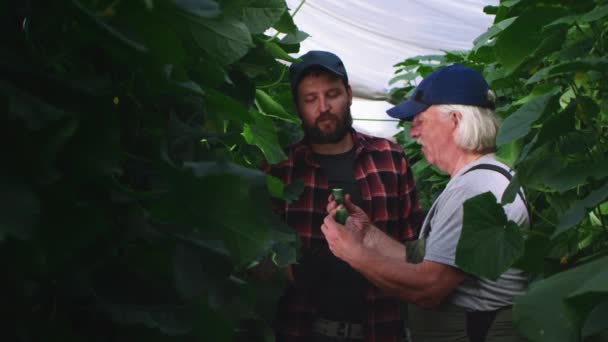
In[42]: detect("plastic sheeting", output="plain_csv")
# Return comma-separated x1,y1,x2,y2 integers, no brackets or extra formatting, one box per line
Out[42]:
284,0,498,139
286,0,498,99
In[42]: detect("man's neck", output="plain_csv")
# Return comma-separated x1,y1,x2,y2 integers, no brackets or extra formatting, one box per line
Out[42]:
447,150,486,177
310,132,355,155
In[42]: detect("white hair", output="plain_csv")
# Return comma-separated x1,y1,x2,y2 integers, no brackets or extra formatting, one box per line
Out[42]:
436,92,500,152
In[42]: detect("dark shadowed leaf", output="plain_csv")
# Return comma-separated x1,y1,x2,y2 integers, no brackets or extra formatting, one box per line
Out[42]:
205,87,253,124
526,58,608,85
555,182,608,237
71,0,148,53
0,176,39,241
243,110,287,164
581,301,608,339
497,93,555,146
176,161,281,266
241,0,287,34
494,8,566,74
543,158,608,192
190,17,254,65
97,296,198,335
174,0,220,18
456,192,525,280
580,4,608,23
513,256,608,342
173,242,233,299
283,178,305,203
565,267,608,321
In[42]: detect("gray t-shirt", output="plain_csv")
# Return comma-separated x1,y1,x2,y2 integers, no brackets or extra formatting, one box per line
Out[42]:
420,154,529,311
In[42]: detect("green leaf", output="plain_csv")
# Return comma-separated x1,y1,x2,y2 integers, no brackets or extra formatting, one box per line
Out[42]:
456,192,525,280
535,99,576,147
566,268,608,320
266,175,284,199
554,182,608,237
494,8,566,74
205,87,253,124
543,158,608,192
243,110,287,164
97,295,198,335
262,40,299,62
178,161,277,265
581,301,608,339
513,256,608,342
190,17,254,65
0,176,39,241
173,242,233,299
242,0,287,34
496,93,555,146
255,89,299,123
283,178,305,203
389,72,419,86
472,17,517,51
526,58,608,85
273,9,297,34
71,0,148,53
279,29,310,45
174,0,220,18
579,4,608,23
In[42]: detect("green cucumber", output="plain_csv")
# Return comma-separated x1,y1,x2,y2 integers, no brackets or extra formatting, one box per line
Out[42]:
335,208,349,224
332,188,345,205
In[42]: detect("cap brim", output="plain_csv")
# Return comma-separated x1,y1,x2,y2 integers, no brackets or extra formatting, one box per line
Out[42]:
386,100,429,120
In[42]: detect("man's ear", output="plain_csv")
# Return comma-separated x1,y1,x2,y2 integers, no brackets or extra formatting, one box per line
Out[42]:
451,111,462,126
346,85,353,105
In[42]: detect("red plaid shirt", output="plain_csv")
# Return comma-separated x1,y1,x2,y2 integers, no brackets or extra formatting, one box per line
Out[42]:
263,130,423,342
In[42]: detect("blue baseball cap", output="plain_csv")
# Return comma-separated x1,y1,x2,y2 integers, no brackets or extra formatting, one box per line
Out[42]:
289,50,348,91
386,64,495,120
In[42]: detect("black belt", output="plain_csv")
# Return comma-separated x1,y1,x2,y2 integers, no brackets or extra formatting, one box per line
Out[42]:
313,318,364,340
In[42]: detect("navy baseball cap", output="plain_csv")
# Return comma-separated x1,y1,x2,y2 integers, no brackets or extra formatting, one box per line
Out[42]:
386,64,495,120
289,50,348,91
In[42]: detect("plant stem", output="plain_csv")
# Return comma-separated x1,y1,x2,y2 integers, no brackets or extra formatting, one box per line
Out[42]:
534,210,557,228
256,66,287,89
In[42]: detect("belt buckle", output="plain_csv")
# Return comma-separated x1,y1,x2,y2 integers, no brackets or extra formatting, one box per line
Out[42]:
337,321,350,339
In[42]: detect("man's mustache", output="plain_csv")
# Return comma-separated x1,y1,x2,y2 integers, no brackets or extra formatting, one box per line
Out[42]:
316,112,339,124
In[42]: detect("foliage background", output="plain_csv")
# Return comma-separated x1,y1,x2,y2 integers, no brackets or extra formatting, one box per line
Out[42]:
1,0,306,341
388,0,608,341
3,0,608,341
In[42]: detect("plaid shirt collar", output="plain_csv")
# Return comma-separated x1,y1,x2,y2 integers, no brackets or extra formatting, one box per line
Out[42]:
289,129,372,168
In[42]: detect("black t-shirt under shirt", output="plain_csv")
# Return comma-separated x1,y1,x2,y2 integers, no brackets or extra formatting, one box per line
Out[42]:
313,147,367,322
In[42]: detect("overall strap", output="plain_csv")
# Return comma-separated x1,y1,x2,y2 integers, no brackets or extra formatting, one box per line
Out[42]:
463,164,529,219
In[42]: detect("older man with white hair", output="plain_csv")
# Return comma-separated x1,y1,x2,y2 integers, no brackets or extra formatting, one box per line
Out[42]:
321,64,529,342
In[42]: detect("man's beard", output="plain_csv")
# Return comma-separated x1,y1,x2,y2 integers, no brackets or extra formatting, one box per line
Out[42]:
303,107,353,144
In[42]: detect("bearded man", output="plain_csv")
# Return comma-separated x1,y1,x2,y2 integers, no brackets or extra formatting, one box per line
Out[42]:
263,50,423,342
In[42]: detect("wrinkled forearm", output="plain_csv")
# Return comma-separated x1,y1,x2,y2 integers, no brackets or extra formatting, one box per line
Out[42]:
347,244,464,309
363,224,406,260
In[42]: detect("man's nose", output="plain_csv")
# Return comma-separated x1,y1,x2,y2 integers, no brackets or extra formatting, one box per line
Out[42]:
409,124,419,138
318,96,331,112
